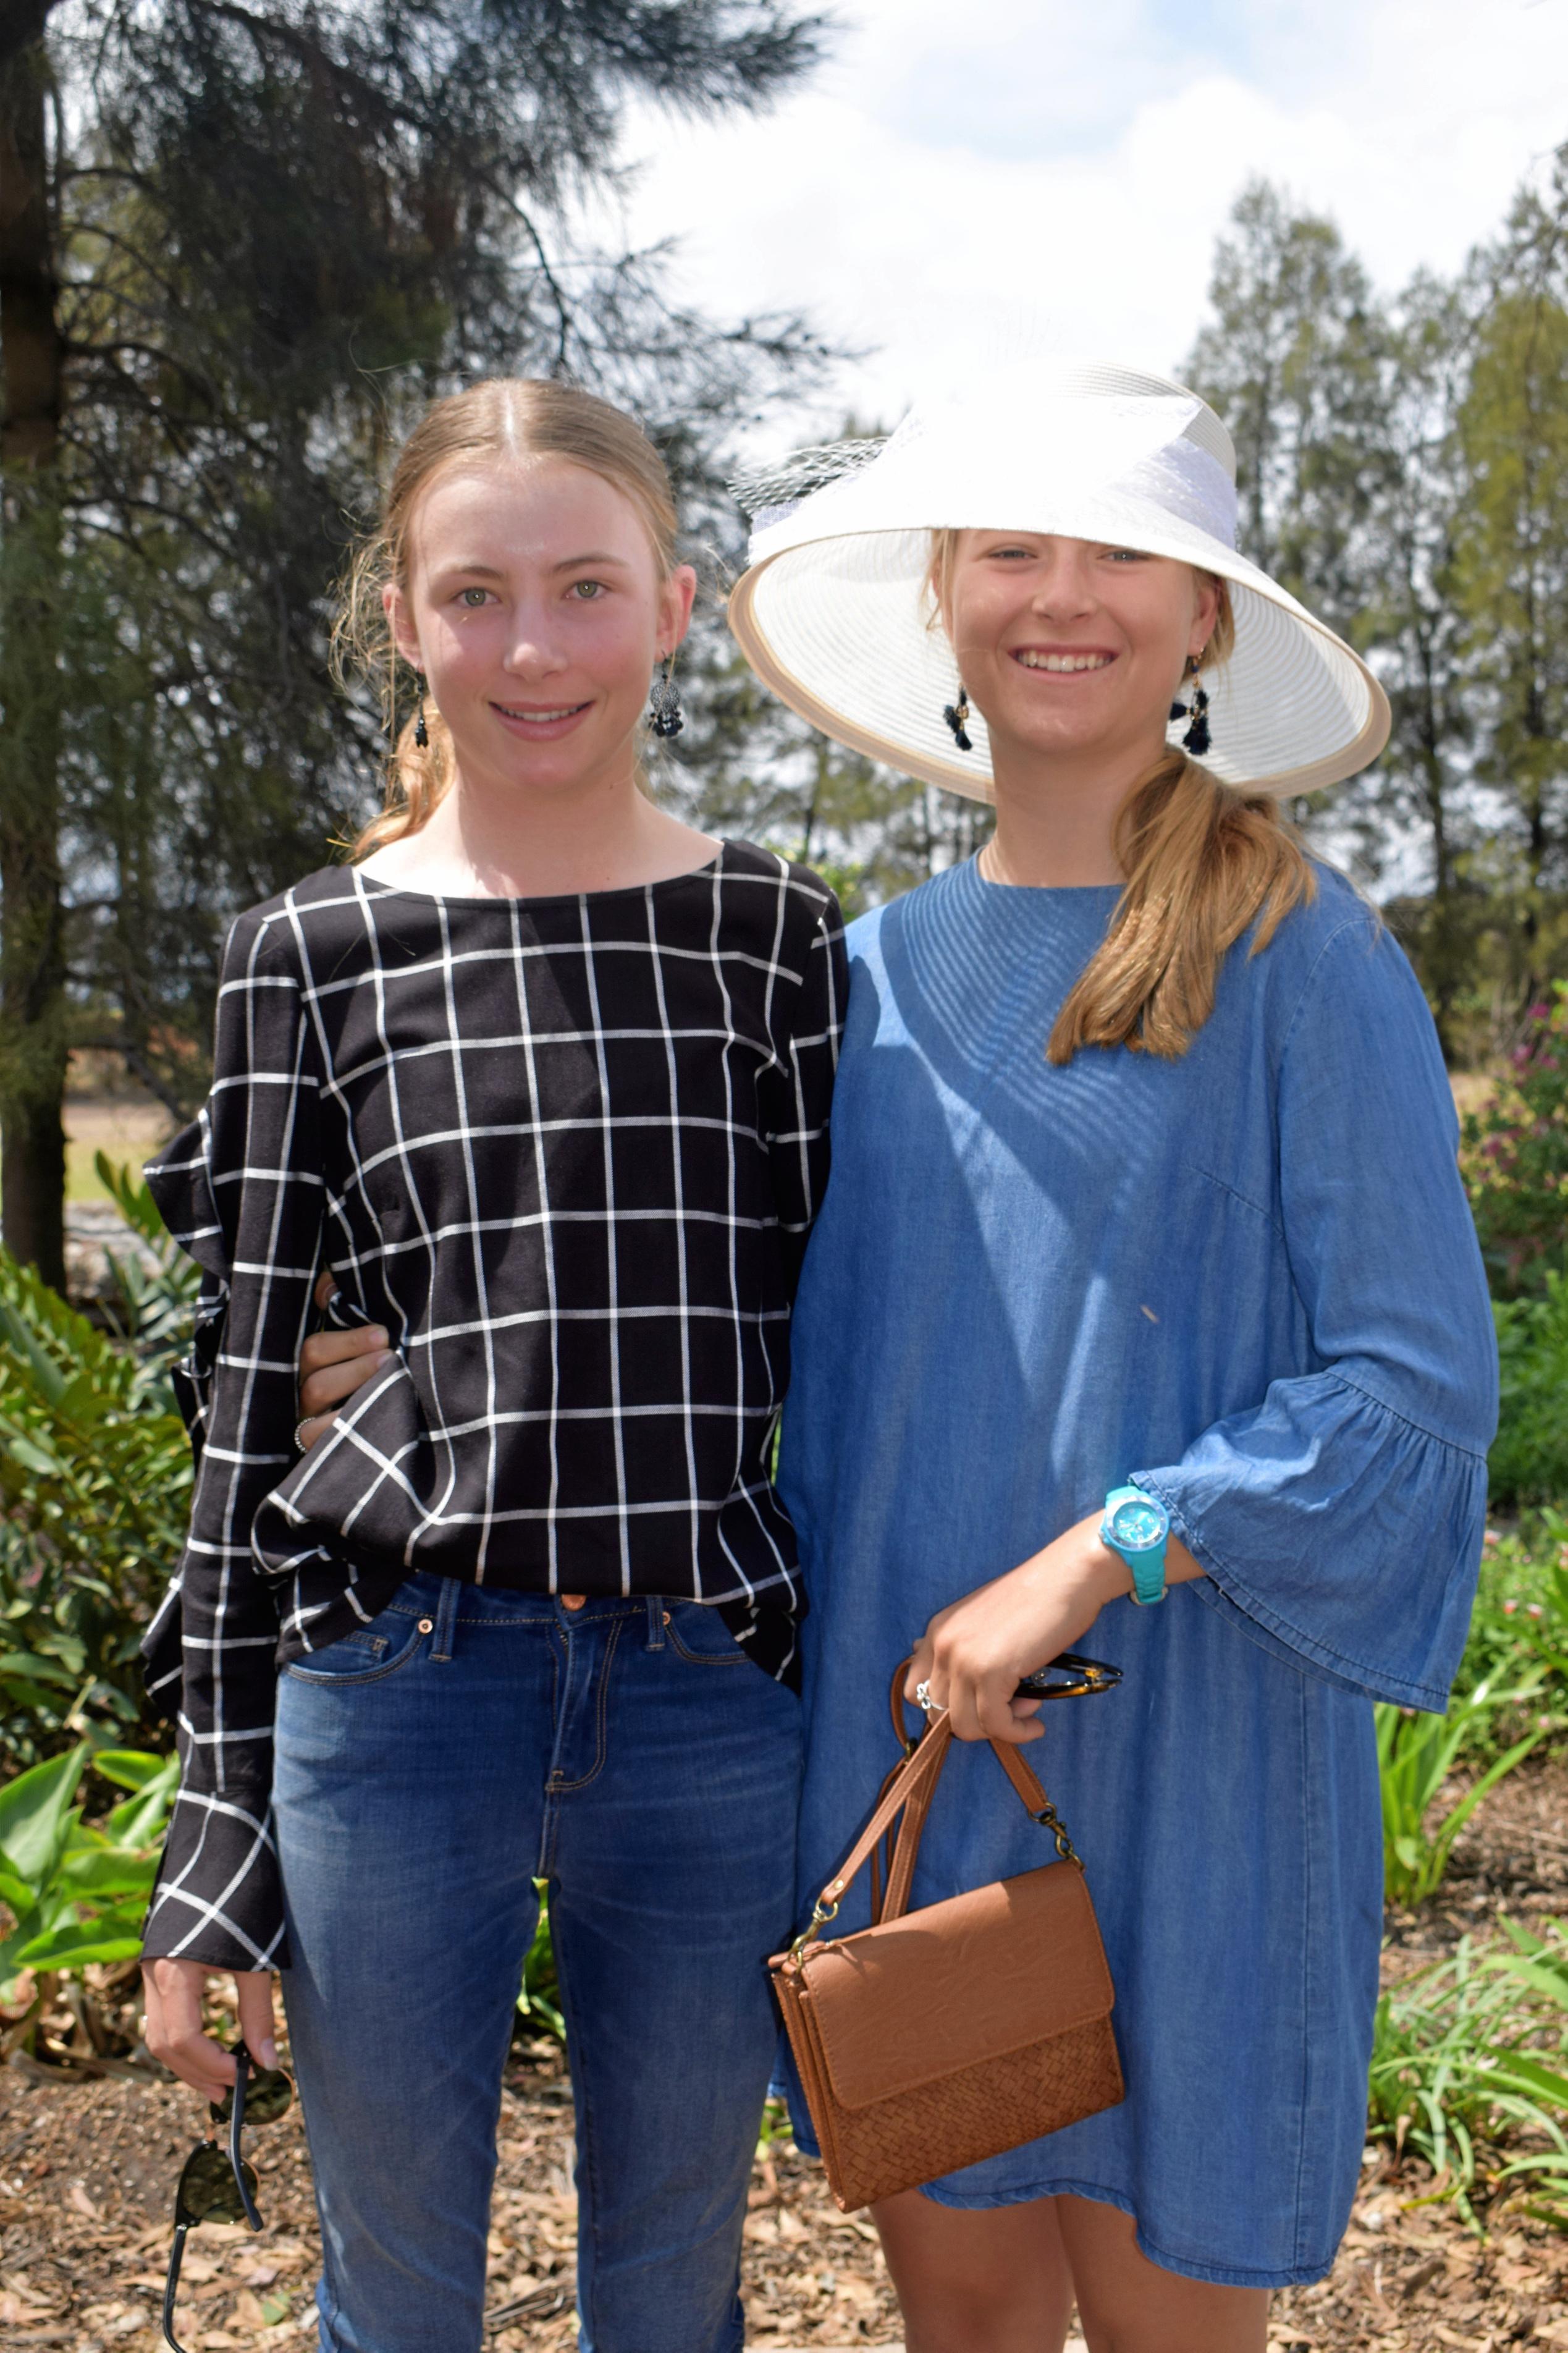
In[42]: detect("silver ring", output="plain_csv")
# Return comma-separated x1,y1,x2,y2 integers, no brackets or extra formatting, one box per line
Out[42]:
293,1418,315,1452
914,1679,936,1713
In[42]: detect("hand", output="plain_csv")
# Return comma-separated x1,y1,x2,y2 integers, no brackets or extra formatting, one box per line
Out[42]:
141,1958,279,2104
908,1513,1205,1744
906,1514,1131,1746
297,1270,392,1448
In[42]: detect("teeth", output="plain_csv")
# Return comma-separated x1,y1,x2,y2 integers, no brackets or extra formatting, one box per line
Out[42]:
1017,651,1113,673
500,705,580,720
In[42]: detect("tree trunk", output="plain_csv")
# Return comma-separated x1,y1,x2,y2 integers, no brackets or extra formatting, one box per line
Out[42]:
0,35,67,1290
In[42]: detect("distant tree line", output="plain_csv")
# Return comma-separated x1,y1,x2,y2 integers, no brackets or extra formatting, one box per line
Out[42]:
4,18,1568,1283
1185,163,1568,1065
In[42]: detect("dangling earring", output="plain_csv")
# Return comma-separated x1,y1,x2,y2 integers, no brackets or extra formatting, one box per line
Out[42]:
1171,653,1211,759
414,676,429,750
649,654,683,739
943,686,972,752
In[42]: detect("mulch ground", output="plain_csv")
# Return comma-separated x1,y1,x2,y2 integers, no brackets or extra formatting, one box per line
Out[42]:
7,1757,1568,2352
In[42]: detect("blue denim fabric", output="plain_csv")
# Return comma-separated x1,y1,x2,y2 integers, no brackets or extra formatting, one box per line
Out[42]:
271,1573,801,2353
778,860,1498,2286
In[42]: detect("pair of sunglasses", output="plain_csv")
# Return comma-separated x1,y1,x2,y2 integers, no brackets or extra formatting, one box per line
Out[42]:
162,2045,294,2353
1013,1650,1123,1702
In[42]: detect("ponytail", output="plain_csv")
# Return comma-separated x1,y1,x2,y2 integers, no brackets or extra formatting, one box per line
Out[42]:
1047,751,1314,1063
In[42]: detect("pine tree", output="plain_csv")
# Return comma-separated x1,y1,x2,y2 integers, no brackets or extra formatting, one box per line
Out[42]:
0,0,832,1283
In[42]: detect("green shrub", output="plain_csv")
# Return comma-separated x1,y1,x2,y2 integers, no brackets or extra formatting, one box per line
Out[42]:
0,1741,175,2055
0,1160,196,1764
1462,981,1568,1300
1491,1275,1568,1507
1368,1927,1568,2225
1376,1677,1547,1907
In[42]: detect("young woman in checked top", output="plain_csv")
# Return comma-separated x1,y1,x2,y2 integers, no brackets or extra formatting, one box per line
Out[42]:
321,360,1498,2353
138,379,843,2353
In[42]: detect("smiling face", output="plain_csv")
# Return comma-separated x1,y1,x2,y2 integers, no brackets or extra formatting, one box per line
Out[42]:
940,531,1220,782
386,455,696,802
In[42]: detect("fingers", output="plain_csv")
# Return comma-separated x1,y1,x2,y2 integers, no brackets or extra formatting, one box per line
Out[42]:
141,1959,246,2103
298,1343,392,1421
299,1323,388,1375
235,1972,280,2072
314,1269,340,1311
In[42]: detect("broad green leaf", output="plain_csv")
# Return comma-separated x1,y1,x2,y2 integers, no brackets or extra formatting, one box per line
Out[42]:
94,1750,172,1793
55,1846,158,1899
0,1745,86,1889
14,1917,146,1970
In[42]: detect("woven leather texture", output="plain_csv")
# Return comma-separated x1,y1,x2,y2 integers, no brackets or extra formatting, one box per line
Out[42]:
775,1958,1123,2211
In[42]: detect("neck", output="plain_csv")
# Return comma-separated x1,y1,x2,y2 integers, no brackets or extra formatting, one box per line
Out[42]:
982,730,1160,889
368,755,719,898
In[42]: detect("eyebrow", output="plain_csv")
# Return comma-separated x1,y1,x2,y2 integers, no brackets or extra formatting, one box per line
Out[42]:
430,552,634,580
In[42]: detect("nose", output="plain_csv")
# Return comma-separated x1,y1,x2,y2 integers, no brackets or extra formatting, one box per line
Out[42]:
502,604,568,677
1029,546,1098,619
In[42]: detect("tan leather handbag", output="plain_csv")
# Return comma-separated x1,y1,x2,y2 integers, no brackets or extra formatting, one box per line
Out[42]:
769,1665,1124,2213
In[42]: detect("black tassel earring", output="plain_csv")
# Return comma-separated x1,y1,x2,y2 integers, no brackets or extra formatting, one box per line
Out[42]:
649,656,683,739
414,677,429,750
1170,655,1211,759
943,685,973,752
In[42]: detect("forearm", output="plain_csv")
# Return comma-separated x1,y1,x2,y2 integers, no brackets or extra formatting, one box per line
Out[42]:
909,1513,1206,1744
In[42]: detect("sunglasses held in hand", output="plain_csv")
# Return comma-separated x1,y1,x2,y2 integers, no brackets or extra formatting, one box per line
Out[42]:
162,2044,294,2353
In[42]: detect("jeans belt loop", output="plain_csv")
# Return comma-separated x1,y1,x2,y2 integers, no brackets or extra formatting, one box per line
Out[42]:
646,1596,666,1652
431,1576,461,1663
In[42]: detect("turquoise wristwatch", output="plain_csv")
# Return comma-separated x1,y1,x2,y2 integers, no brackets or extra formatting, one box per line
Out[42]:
1100,1485,1171,1608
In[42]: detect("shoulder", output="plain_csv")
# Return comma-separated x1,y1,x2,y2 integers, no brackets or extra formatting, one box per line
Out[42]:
219,866,376,983
1249,863,1439,1070
714,840,843,958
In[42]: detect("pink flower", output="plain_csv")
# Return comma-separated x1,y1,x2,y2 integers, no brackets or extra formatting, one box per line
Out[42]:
1503,1599,1519,1614
1528,1603,1545,1619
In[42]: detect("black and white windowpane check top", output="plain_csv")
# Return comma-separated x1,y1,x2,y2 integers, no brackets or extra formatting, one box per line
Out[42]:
140,843,845,1971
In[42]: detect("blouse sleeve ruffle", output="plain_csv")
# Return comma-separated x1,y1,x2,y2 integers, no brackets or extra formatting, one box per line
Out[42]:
1134,906,1498,1714
1134,1372,1488,1711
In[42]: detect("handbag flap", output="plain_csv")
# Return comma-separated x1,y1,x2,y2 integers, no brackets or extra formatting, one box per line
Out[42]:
796,1862,1113,2111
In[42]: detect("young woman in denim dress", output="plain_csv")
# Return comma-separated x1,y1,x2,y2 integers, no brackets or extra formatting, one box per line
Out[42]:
138,379,843,2353
723,362,1499,2351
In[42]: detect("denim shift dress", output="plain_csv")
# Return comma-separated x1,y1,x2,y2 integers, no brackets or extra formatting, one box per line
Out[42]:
777,858,1499,2288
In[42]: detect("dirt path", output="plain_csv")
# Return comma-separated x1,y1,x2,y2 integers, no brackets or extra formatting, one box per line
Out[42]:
6,1759,1568,2351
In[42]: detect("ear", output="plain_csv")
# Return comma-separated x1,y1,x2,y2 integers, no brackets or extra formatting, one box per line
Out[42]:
1190,569,1223,659
655,564,699,660
383,581,424,674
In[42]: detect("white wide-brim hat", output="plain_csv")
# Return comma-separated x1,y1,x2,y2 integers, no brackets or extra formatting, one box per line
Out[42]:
727,360,1391,801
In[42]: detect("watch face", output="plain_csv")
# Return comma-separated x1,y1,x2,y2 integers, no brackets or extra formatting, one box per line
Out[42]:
1110,1498,1165,1553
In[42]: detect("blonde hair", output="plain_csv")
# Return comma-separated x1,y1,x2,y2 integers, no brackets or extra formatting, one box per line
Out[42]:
929,535,1314,1062
335,379,680,860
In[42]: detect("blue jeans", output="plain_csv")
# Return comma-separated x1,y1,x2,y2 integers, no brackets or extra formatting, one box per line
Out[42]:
272,1574,803,2353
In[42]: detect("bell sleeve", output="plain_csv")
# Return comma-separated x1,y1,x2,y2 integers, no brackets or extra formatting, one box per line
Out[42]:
1132,913,1499,1713
140,903,324,1971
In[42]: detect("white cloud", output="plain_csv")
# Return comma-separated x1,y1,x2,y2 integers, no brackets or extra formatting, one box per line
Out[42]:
597,0,1568,449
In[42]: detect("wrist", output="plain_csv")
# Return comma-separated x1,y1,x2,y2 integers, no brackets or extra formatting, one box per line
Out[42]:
1019,1519,1130,1611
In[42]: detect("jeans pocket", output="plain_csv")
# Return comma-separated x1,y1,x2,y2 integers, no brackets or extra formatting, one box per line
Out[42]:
664,1602,749,1667
283,1602,428,1686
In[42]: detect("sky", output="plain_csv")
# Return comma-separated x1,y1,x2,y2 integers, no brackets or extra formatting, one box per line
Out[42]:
601,0,1568,453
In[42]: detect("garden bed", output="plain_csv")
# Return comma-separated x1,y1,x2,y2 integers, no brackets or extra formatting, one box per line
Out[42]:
6,1756,1568,2352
